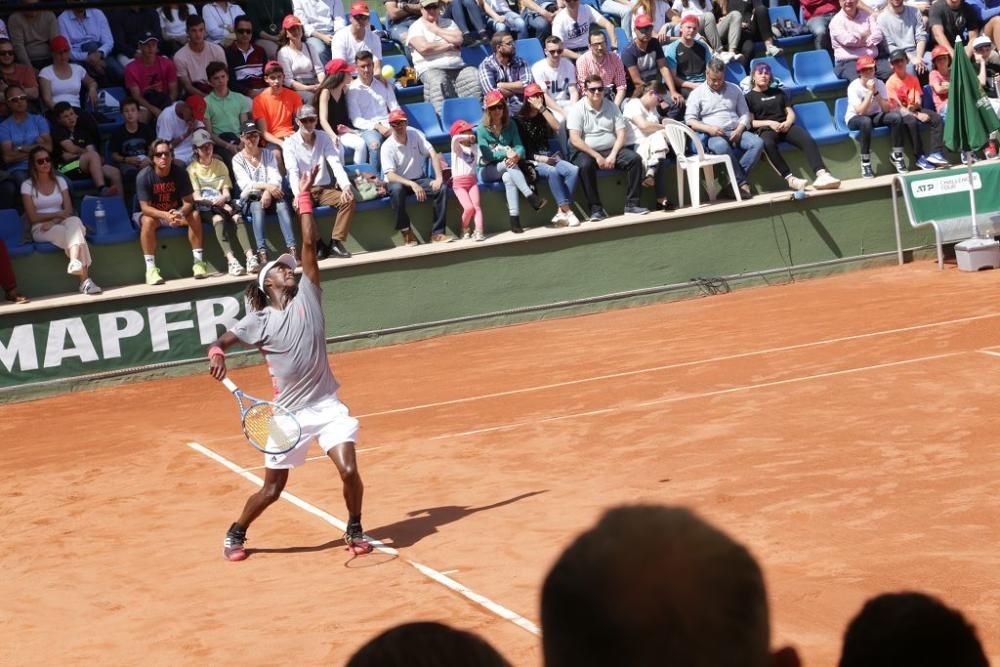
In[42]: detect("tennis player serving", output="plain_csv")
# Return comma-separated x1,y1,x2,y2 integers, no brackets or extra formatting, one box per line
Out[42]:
207,164,373,561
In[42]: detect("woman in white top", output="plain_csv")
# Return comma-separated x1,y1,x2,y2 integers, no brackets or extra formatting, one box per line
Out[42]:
39,39,99,112
21,146,101,295
158,4,199,55
203,2,244,46
276,15,325,104
317,64,367,167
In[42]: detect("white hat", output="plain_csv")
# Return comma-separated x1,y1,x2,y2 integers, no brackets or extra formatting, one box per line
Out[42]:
973,35,993,49
258,253,298,291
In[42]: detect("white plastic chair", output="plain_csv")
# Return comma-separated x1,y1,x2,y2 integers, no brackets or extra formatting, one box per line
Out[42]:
661,119,742,208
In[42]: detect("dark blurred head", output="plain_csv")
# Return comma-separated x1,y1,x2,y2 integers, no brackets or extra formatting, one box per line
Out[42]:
346,621,512,667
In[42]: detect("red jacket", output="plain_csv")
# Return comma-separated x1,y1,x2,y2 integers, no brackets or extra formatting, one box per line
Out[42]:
801,0,840,21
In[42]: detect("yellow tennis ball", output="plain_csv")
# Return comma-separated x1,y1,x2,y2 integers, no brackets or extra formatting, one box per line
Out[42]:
381,64,396,79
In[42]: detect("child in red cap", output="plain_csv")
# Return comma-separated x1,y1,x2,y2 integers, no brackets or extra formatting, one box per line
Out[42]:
449,119,484,241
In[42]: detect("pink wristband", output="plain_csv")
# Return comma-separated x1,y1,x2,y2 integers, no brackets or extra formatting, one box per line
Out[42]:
297,191,314,215
208,345,225,359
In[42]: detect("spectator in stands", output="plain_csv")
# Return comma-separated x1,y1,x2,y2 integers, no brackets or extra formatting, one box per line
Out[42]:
252,60,303,155
929,0,983,55
838,591,989,667
137,138,209,285
203,1,244,47
157,96,207,165
158,4,197,57
246,0,294,60
568,73,648,220
886,48,949,168
0,240,28,304
176,15,229,97
109,97,155,197
204,61,251,159
0,39,41,116
284,104,356,259
331,4,385,71
385,0,424,46
665,15,714,99
516,82,582,226
58,2,123,86
318,59,368,167
478,89,548,234
227,15,268,97
124,33,179,123
444,0,490,44
277,15,325,104
802,0,841,50
729,0,785,62
929,45,951,114
7,0,59,70
479,33,534,115
521,0,557,40
231,121,297,264
553,0,618,60
622,82,676,211
188,129,259,275
50,102,123,196
295,0,345,63
530,37,578,124
347,621,512,667
449,119,485,239
380,108,451,246
622,15,685,116
108,6,162,68
22,145,102,295
698,0,745,63
878,0,929,74
971,35,1000,155
347,50,400,173
831,0,891,81
0,85,53,187
684,57,762,199
482,0,531,38
541,504,802,667
39,37,101,137
408,0,483,115
845,54,904,177
745,62,842,191
576,29,628,108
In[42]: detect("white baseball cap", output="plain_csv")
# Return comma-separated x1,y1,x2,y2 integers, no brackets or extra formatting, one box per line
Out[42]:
973,35,993,49
258,253,298,291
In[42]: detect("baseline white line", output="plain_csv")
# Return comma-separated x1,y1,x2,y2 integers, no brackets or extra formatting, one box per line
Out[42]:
239,447,384,473
186,441,540,636
979,350,1000,359
433,352,961,439
356,312,1000,420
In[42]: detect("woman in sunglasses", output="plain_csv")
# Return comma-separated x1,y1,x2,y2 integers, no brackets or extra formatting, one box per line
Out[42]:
21,146,102,295
745,62,841,191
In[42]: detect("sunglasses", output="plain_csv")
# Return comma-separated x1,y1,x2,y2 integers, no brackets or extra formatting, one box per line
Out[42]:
547,48,564,55
636,26,653,32
0,51,14,56
586,86,604,93
352,14,369,19
35,156,51,164
7,94,26,102
243,131,260,137
299,116,318,122
423,4,440,9
235,28,253,34
389,120,407,126
153,151,172,158
197,143,213,149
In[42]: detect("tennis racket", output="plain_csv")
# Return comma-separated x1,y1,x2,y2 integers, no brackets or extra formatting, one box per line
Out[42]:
221,378,303,455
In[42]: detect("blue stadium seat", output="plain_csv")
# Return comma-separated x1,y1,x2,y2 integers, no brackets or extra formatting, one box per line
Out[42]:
791,101,849,145
441,97,483,131
749,56,806,97
834,96,890,139
792,50,847,93
383,53,423,100
403,102,448,143
0,208,32,257
614,27,628,51
768,5,813,48
515,38,544,65
81,195,137,245
725,60,747,86
461,44,490,68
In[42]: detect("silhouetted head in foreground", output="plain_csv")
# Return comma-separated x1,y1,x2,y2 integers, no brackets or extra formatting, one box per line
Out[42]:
838,591,989,667
346,621,512,667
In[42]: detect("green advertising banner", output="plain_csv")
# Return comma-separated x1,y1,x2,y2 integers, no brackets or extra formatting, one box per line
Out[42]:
898,162,1000,238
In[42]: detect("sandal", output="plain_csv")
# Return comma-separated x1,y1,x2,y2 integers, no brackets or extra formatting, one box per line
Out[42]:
5,289,28,304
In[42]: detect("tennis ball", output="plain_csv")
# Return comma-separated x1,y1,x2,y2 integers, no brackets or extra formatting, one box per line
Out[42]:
381,64,396,79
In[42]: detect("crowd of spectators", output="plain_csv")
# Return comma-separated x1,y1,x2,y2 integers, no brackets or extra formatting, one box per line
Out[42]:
6,0,1000,302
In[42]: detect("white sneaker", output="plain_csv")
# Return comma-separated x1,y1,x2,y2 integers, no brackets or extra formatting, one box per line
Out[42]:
786,175,808,191
812,170,841,190
79,278,102,295
67,259,83,276
717,51,733,64
245,253,261,273
473,230,485,241
550,210,568,227
765,44,783,56
462,228,473,240
566,211,582,227
227,257,246,276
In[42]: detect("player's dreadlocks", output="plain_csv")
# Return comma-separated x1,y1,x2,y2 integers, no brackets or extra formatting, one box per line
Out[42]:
244,282,269,313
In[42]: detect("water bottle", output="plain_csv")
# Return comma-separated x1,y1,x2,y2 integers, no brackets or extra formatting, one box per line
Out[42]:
94,200,106,230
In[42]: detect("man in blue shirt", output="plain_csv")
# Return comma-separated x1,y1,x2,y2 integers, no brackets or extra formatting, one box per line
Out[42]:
0,85,53,185
478,32,534,115
58,3,124,85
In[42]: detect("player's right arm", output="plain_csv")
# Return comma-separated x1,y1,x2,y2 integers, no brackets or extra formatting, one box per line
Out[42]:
208,331,242,380
297,164,322,286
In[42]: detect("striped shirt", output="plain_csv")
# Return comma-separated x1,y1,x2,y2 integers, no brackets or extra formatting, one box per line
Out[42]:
478,54,534,115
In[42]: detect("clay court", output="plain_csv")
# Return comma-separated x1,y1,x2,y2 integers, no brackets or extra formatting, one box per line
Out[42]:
4,262,1000,666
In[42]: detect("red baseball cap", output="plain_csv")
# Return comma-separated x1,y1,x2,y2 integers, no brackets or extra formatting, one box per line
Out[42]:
264,60,283,74
680,14,700,26
185,94,207,121
523,82,544,98
634,14,654,29
484,89,505,108
282,15,302,30
351,2,371,16
931,45,951,61
855,55,876,72
449,119,475,137
51,35,70,52
388,108,407,123
325,59,356,76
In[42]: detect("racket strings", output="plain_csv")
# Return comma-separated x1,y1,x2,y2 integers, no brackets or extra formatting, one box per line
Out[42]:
244,403,297,452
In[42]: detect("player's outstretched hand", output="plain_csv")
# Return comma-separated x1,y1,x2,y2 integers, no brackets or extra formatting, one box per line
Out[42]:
209,351,227,381
299,164,321,196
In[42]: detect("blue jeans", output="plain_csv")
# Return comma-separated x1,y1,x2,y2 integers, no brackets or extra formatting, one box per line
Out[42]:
388,17,418,45
446,0,487,35
359,129,385,173
806,13,833,51
701,131,764,186
248,198,296,251
534,159,579,207
306,36,331,64
522,10,552,38
481,162,533,215
488,11,528,39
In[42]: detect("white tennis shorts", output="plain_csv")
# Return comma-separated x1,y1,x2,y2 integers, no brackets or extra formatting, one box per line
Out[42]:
264,394,359,470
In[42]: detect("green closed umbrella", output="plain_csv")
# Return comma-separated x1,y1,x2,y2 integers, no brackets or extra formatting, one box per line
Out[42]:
944,36,1000,238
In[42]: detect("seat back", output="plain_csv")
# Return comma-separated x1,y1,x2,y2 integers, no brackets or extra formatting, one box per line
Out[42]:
441,97,483,129
749,56,796,86
403,102,444,136
725,60,747,85
80,195,131,236
792,100,835,132
515,38,544,65
461,45,490,67
382,54,410,78
792,49,834,81
833,97,850,132
0,208,26,246
662,119,705,159
769,4,798,24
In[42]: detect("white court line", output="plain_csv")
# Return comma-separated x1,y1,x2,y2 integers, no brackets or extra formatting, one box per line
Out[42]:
979,350,1000,359
239,446,383,472
433,351,962,439
186,442,540,637
356,312,1000,420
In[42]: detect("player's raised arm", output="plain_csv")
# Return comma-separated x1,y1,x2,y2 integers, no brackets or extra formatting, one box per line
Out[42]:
297,164,322,285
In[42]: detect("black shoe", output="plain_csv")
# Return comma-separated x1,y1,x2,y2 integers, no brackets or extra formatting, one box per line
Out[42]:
659,200,676,212
509,215,524,233
589,206,609,221
527,193,548,211
329,240,352,258
256,249,268,266
315,239,330,260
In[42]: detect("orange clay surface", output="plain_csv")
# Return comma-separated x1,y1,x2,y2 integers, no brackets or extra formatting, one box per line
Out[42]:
4,262,1000,666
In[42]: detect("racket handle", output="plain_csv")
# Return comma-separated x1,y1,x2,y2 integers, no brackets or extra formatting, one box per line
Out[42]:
221,378,239,393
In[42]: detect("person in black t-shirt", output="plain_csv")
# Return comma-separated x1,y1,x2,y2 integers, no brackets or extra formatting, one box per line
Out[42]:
745,63,841,192
622,14,685,119
664,16,713,98
50,101,123,196
110,97,156,193
928,0,983,56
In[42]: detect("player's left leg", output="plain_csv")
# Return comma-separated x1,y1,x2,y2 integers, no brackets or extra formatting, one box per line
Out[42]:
327,442,372,554
223,467,290,561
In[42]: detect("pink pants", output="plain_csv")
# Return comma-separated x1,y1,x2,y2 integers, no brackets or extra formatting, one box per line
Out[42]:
451,175,483,233
31,216,92,266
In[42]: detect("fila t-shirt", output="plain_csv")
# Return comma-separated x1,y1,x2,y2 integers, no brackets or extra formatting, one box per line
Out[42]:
531,58,577,102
